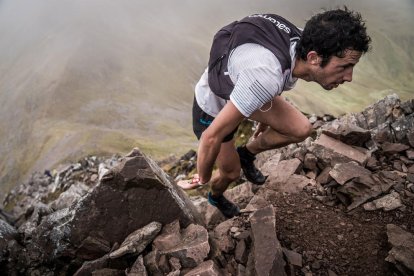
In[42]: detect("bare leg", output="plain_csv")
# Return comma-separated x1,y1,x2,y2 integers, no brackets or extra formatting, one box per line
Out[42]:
210,139,241,196
248,96,312,154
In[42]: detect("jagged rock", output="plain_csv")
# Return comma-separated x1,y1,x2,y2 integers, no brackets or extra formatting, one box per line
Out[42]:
407,150,414,160
371,122,393,144
249,205,286,276
266,174,313,194
244,194,270,212
126,255,148,276
386,224,414,275
169,257,181,271
144,250,164,276
282,248,302,267
0,209,15,226
363,191,403,211
26,148,202,265
153,220,181,252
316,167,332,185
0,219,18,262
262,158,309,194
408,131,414,148
235,239,248,264
258,152,282,174
262,158,302,184
381,142,410,154
329,162,372,185
303,153,318,170
161,223,209,268
212,219,235,254
183,260,222,276
50,181,90,210
338,171,402,211
312,134,369,166
18,202,54,239
356,93,401,130
366,156,380,170
391,114,414,144
321,117,371,147
0,219,18,241
98,163,111,181
225,183,255,210
189,196,211,226
109,222,162,259
3,172,53,220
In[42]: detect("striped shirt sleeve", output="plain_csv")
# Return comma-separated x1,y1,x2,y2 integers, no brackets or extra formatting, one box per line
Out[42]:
228,43,284,117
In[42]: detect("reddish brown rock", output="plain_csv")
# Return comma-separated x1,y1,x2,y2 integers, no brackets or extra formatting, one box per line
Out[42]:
109,222,162,259
282,248,302,267
126,255,148,276
329,162,372,185
235,240,248,264
338,171,402,211
212,220,235,254
322,118,371,146
304,153,318,170
407,131,414,148
316,167,333,185
144,249,167,276
261,158,302,184
262,158,305,193
381,142,410,154
162,224,209,268
386,224,414,275
244,194,270,212
249,205,286,276
312,134,369,166
153,220,181,252
266,174,312,194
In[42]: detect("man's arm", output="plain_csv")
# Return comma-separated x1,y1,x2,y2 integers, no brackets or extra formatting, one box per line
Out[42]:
197,101,245,184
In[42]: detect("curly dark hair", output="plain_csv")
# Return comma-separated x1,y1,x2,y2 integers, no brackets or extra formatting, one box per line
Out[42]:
296,7,371,67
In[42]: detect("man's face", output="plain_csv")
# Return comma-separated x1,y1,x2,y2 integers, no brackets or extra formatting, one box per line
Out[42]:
313,49,362,90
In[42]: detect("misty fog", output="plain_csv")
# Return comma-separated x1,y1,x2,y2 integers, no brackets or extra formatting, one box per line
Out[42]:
0,0,413,195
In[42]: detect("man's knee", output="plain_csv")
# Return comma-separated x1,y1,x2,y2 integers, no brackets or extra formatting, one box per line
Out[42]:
292,121,312,142
221,169,241,183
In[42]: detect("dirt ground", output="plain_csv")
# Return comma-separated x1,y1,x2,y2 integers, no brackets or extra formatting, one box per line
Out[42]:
269,190,414,276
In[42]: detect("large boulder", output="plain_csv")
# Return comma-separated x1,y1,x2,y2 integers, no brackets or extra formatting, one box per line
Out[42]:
26,148,202,266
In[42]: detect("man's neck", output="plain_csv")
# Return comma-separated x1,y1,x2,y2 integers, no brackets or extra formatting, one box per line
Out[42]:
292,58,312,82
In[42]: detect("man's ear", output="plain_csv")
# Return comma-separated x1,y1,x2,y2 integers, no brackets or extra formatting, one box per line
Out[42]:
307,51,321,66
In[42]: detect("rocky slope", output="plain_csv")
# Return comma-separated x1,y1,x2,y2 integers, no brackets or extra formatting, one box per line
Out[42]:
0,94,413,276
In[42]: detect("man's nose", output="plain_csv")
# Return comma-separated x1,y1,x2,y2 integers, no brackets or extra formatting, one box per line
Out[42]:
343,68,353,82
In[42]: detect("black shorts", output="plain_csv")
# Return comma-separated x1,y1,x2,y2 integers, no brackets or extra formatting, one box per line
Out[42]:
192,97,238,143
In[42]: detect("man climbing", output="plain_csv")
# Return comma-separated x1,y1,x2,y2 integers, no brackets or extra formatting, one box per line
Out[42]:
178,8,371,218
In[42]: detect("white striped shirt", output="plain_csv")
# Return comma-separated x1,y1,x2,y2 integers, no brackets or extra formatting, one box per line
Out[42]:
195,42,297,117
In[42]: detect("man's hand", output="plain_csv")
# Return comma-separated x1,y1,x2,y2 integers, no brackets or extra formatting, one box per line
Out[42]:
253,122,268,140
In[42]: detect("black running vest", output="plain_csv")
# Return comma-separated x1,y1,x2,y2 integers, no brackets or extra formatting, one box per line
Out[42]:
207,14,302,100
